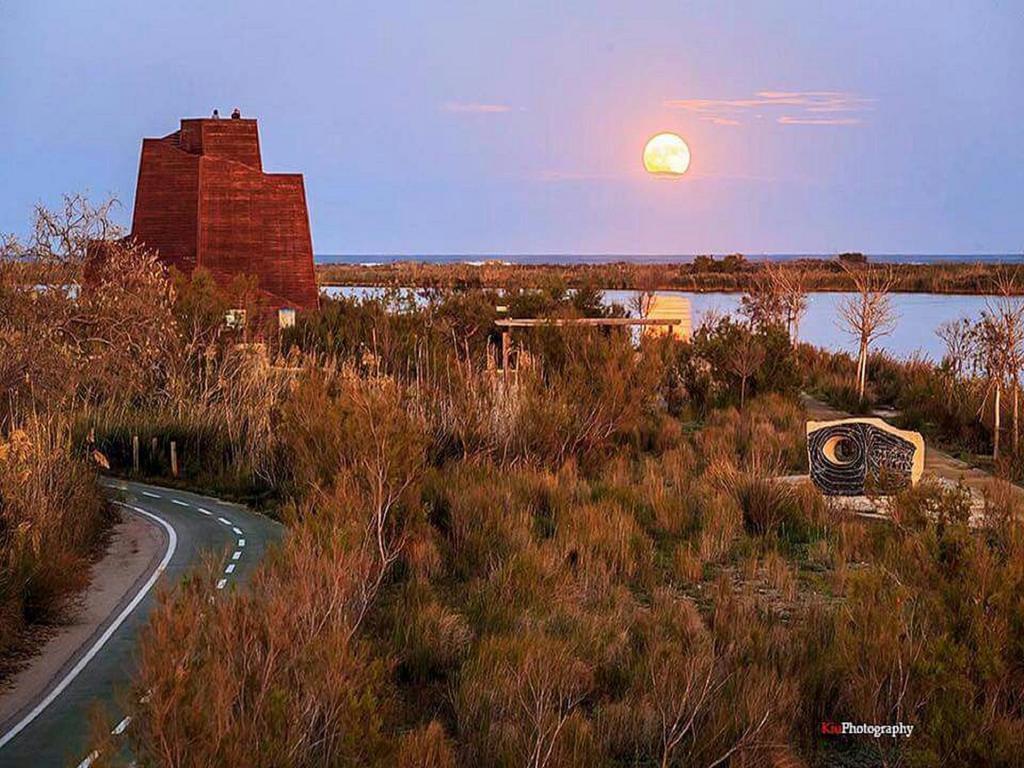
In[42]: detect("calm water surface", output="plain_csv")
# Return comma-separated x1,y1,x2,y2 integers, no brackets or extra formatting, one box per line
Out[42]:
322,286,1001,362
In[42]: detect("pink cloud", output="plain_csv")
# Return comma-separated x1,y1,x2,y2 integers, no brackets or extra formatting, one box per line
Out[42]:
663,90,872,126
441,101,512,114
701,115,741,126
534,169,623,182
777,115,862,126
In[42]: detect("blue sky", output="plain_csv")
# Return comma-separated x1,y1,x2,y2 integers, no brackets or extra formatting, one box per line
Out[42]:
2,1,1022,255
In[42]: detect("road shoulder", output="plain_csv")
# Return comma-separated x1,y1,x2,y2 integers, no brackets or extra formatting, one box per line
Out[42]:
0,509,165,731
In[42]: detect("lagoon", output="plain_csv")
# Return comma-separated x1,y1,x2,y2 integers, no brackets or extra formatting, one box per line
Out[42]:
321,286,1001,362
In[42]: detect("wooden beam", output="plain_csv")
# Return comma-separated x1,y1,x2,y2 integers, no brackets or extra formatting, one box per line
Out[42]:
495,317,680,328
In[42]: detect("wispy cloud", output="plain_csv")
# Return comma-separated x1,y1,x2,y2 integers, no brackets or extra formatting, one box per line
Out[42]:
701,116,741,126
534,169,624,182
777,115,862,126
664,90,872,126
441,101,512,114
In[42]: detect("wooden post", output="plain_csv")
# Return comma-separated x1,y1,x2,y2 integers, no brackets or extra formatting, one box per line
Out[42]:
170,441,179,478
132,435,140,474
501,330,510,380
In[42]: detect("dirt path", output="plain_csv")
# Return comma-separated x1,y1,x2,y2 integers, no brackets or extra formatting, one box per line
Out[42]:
802,393,1024,502
0,510,164,727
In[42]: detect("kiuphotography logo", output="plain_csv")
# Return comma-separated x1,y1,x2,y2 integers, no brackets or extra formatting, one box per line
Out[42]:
820,721,915,738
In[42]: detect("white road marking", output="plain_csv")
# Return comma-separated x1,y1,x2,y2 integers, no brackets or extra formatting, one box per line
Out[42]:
225,564,235,574
217,517,232,526
141,491,161,498
170,499,189,507
112,716,131,735
197,507,212,515
76,708,133,766
231,551,241,561
237,538,245,547
216,579,227,590
0,503,177,751
231,526,242,535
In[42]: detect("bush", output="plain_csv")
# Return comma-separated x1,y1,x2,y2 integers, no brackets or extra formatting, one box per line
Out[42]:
0,419,111,655
455,631,596,768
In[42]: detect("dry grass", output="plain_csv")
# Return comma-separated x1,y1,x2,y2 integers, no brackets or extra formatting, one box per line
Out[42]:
0,417,110,657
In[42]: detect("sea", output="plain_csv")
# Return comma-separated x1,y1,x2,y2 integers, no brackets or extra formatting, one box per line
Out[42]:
317,254,1024,266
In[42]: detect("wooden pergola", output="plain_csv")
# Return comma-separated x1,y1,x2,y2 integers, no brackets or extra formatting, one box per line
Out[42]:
494,317,683,372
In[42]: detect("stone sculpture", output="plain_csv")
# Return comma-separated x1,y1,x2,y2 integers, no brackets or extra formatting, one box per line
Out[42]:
806,418,924,496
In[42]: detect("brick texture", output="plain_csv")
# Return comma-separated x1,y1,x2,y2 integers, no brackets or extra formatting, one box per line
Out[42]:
129,117,318,310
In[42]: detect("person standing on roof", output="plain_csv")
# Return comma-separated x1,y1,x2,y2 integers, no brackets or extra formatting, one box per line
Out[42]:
231,108,241,119
212,108,220,119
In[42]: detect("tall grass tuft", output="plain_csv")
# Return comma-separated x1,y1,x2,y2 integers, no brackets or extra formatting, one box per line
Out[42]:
0,417,111,655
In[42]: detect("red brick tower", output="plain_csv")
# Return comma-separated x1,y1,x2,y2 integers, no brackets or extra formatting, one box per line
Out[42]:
129,116,318,310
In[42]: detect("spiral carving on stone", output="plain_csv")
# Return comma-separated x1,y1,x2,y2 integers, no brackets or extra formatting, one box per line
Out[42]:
807,418,924,496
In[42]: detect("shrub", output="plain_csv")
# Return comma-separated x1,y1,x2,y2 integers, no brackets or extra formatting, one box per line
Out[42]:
124,524,397,767
729,470,799,537
455,632,596,768
395,721,457,768
0,419,111,654
552,498,655,590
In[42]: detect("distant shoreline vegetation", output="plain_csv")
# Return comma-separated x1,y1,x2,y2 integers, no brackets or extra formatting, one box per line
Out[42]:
317,253,1024,295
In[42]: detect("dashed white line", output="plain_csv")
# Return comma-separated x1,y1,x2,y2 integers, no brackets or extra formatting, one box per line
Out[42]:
112,716,131,735
65,484,255,768
0,504,177,751
75,713,132,767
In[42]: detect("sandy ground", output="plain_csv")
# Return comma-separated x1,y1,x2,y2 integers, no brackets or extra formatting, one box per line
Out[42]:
0,511,165,728
801,393,1024,502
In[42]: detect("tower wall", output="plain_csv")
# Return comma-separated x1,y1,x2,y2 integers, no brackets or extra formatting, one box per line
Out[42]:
129,117,318,310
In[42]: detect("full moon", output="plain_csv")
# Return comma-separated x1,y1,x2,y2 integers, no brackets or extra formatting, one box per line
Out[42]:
643,132,691,177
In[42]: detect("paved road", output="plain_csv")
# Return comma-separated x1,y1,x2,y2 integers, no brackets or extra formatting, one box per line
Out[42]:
0,479,282,767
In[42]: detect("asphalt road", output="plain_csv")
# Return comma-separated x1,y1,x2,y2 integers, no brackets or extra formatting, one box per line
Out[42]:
0,478,282,767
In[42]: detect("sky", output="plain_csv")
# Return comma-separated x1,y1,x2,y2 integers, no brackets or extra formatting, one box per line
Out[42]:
1,1,1022,256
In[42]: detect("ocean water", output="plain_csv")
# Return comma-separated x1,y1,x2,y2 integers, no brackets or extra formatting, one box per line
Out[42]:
317,253,1024,266
322,285,1005,362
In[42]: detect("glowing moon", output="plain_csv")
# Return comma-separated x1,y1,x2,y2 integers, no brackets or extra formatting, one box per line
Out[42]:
643,132,691,177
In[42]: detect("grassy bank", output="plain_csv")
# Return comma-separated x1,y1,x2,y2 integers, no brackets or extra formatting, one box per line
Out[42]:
317,256,1024,295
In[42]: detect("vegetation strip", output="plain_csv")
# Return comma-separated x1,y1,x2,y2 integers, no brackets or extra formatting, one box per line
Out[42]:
0,503,176,751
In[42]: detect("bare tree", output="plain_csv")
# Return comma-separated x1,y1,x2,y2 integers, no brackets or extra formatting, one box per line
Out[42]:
973,274,1024,460
727,332,765,410
740,264,784,331
836,265,898,402
740,262,808,342
770,262,809,342
974,314,1010,461
990,274,1024,451
936,317,976,379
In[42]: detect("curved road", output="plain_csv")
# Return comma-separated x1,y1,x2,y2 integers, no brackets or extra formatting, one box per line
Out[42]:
0,478,282,766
